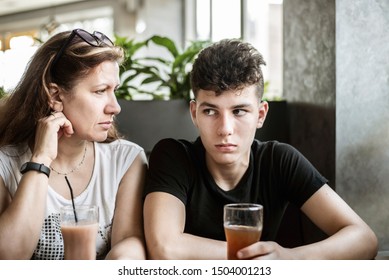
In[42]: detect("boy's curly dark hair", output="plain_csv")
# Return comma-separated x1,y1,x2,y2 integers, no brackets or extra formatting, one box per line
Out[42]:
190,38,266,98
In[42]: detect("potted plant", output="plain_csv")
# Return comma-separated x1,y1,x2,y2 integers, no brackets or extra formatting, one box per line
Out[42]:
115,35,210,102
0,86,6,99
114,35,210,154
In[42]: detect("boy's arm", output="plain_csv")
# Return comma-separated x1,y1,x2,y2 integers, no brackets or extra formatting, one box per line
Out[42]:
296,184,378,259
237,184,378,259
144,191,226,260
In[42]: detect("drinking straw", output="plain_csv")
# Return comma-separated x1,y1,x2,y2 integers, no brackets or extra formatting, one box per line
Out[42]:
64,176,78,223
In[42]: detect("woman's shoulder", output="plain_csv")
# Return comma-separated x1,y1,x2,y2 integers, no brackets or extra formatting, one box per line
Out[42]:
95,139,144,153
94,140,145,173
0,144,30,162
0,144,30,184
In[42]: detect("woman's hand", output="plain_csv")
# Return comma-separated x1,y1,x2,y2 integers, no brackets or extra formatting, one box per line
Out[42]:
31,111,73,165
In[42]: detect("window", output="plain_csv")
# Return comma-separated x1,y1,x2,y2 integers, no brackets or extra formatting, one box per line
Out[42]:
0,32,39,92
196,0,241,41
0,14,113,93
189,0,283,99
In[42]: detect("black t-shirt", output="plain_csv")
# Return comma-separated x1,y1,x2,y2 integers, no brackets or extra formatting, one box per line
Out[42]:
144,137,328,242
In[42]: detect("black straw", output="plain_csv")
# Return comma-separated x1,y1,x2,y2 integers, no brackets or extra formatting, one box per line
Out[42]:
64,175,78,223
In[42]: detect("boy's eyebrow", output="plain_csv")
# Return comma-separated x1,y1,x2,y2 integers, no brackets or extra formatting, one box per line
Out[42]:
232,103,253,109
198,101,253,109
198,101,218,108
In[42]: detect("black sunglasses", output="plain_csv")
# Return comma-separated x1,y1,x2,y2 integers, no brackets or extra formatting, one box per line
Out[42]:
50,28,114,75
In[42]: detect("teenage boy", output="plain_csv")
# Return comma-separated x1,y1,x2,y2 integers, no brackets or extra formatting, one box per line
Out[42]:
143,39,378,260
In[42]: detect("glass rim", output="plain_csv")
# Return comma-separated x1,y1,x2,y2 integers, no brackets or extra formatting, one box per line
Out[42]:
224,203,263,210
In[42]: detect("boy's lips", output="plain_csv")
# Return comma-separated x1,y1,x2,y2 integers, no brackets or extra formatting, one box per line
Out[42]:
215,143,237,152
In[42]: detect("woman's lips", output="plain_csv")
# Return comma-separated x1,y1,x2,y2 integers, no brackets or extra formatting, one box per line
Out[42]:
99,121,113,130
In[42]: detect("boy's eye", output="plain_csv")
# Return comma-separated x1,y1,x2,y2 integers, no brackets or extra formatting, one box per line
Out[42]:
204,108,216,116
233,109,247,116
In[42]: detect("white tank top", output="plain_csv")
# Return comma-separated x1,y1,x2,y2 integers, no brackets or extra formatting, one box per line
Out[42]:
0,139,143,259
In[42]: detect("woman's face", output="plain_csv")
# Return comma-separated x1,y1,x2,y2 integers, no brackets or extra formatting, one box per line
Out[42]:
59,60,121,142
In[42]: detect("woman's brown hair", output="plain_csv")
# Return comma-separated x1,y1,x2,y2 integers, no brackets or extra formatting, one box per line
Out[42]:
0,30,125,148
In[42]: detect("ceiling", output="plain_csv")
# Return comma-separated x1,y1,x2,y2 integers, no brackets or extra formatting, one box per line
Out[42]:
0,0,85,16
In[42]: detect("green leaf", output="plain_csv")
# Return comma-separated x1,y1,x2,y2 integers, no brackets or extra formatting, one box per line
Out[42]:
148,35,179,57
114,34,211,101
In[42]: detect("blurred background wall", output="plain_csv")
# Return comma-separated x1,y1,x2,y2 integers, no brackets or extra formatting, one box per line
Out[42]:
336,0,389,253
284,0,389,255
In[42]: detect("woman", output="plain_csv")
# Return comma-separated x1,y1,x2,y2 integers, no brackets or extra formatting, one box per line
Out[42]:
0,29,147,260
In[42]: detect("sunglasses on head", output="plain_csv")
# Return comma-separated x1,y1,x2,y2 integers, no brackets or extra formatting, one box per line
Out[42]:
50,28,114,75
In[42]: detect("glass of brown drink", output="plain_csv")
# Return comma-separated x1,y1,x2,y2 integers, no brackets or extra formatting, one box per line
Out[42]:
60,205,99,260
223,203,263,260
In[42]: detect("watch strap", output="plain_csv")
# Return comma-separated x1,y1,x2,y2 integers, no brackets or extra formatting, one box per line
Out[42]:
20,162,51,178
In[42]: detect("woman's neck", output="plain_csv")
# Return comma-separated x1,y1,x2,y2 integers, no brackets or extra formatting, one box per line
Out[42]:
51,139,90,174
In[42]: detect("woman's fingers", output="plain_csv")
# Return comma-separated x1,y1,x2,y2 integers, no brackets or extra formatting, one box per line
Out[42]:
50,111,74,138
32,111,73,163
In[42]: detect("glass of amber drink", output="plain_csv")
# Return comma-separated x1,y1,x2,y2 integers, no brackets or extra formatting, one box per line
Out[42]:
60,205,99,260
224,203,263,260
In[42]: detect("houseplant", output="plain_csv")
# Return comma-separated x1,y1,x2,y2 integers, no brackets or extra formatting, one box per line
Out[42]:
113,35,210,154
115,35,210,102
0,86,6,99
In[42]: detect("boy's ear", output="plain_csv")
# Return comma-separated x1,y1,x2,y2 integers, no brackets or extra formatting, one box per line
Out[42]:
189,100,198,128
48,83,63,112
257,101,269,129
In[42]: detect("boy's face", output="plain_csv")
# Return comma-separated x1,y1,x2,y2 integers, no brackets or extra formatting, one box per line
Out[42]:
190,85,268,167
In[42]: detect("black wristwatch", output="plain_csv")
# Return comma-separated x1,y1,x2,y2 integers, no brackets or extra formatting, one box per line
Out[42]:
20,162,51,178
